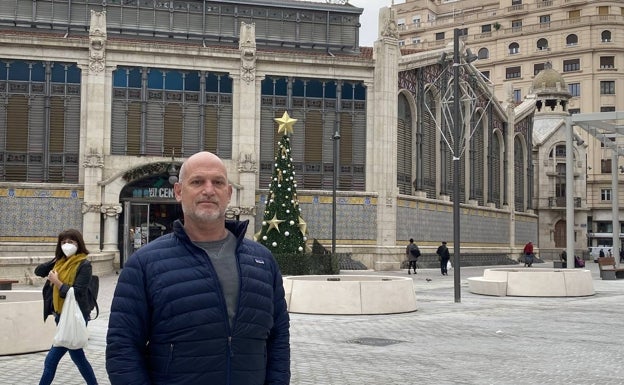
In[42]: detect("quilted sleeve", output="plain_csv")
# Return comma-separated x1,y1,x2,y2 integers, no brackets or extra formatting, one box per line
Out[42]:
105,253,152,385
264,256,291,385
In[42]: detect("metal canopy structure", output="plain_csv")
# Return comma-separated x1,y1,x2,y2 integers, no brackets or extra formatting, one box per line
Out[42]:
572,111,624,155
568,111,624,267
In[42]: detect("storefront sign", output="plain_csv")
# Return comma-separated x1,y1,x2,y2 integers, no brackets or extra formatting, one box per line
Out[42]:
132,187,175,199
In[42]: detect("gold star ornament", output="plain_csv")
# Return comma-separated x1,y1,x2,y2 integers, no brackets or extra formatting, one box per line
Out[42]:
275,111,297,135
267,213,285,233
298,216,308,236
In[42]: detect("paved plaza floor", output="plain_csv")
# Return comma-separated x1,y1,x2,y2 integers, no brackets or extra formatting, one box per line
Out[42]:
2,261,623,384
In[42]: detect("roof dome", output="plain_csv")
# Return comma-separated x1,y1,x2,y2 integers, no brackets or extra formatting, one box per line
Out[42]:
532,64,566,91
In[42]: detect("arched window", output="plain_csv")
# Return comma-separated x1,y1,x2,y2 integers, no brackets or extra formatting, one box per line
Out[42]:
536,38,548,51
397,93,413,195
508,42,519,54
566,34,578,46
601,30,612,42
478,47,489,59
514,136,525,212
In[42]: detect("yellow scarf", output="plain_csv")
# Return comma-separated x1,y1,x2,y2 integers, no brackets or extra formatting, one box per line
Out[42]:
52,253,88,313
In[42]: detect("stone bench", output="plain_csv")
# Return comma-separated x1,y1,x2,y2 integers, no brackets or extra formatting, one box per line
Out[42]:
597,257,624,280
467,276,507,296
0,290,56,356
0,279,19,290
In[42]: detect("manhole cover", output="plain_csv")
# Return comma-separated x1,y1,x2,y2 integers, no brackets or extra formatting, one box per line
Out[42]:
346,337,404,346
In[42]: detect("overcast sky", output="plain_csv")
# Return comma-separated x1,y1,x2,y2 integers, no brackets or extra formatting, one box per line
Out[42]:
348,0,396,47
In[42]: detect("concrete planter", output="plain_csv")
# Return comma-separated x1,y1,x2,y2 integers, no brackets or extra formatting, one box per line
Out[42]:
283,275,417,315
0,290,56,355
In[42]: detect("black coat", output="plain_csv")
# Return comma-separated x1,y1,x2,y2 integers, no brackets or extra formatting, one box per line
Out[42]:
34,258,93,322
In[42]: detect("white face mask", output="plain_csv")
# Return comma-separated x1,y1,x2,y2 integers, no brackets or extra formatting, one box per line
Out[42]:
61,243,78,257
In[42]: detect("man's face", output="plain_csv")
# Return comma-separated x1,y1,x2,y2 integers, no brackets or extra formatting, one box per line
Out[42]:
174,155,232,224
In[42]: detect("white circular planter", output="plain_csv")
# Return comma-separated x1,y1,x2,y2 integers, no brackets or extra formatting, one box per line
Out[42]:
283,275,417,315
468,268,595,297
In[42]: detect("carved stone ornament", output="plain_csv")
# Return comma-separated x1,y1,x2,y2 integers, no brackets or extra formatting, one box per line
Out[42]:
238,206,257,216
100,204,123,218
225,206,257,219
380,8,399,40
225,207,241,219
81,203,101,214
83,148,104,168
238,153,257,173
88,10,107,73
239,22,257,84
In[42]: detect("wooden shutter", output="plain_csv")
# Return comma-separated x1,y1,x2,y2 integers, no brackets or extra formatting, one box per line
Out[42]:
397,94,412,195
303,110,322,190
27,95,46,182
127,102,141,156
6,96,28,181
164,104,183,156
182,103,201,156
145,103,164,155
422,91,436,198
204,105,218,153
48,97,65,182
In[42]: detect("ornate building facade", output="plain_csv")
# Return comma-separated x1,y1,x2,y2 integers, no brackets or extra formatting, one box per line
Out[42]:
0,1,536,279
392,0,624,256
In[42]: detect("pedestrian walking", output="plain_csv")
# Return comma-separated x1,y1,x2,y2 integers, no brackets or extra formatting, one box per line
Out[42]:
523,241,534,267
406,238,420,275
34,229,98,385
436,241,451,276
106,151,290,385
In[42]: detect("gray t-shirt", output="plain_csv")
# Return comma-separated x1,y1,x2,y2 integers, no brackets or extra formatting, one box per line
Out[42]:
195,230,238,329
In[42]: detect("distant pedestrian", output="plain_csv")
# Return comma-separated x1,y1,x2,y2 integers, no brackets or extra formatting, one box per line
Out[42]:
436,241,451,276
620,248,624,263
599,248,605,259
523,241,534,267
406,238,420,275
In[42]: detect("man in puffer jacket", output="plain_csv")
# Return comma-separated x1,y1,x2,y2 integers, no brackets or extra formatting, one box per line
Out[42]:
106,152,290,385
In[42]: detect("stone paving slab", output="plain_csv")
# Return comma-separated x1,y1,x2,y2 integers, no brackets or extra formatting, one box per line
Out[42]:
1,263,623,384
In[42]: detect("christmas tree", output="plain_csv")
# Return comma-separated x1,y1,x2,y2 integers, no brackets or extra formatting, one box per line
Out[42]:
255,111,308,254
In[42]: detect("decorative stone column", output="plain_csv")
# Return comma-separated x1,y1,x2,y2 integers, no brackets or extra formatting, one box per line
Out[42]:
232,22,260,236
100,203,122,253
371,7,400,251
80,10,109,251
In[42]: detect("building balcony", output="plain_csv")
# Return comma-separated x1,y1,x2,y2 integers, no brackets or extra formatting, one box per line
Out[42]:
548,196,582,208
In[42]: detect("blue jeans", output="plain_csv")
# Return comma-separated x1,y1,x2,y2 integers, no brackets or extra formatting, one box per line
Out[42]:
39,345,98,385
39,314,98,385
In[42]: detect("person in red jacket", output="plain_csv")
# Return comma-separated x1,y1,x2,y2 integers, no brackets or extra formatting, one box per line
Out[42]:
523,241,534,267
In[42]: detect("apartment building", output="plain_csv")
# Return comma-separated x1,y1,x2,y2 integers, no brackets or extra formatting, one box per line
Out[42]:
393,0,624,254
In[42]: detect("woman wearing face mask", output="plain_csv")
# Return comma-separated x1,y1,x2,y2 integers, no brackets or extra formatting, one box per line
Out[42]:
34,228,98,385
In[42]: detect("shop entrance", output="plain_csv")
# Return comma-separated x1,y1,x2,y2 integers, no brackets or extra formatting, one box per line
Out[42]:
118,170,182,267
120,202,182,266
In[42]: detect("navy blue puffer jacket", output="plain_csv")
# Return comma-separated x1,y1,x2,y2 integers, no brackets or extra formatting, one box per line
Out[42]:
106,219,290,385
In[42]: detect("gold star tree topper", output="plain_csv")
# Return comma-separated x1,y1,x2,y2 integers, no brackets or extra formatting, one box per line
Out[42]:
275,111,297,135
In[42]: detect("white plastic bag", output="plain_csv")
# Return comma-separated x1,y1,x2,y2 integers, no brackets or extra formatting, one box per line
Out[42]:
53,287,89,349
447,260,452,270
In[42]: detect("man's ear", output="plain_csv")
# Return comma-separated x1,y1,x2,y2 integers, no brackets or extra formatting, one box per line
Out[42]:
174,182,182,202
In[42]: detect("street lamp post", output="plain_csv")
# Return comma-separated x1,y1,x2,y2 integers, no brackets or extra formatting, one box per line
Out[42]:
452,28,462,303
332,129,340,254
